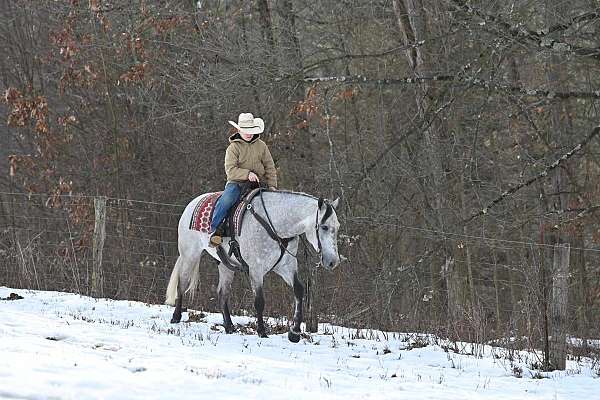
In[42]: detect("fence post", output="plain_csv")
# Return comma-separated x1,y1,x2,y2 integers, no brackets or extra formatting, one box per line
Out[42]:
442,257,459,322
550,243,569,370
92,196,107,297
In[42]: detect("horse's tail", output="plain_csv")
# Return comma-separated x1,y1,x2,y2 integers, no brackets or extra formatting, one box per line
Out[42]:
184,258,201,300
165,256,182,306
165,255,202,306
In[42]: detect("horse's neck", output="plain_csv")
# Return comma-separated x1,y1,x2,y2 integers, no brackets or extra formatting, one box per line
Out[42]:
257,191,316,237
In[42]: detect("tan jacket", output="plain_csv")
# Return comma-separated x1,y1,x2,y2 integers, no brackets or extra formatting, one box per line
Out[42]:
224,133,277,188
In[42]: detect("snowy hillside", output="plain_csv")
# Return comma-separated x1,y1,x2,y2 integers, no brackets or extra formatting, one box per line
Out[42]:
0,287,597,400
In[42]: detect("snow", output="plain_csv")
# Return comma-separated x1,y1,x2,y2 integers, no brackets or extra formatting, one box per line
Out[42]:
0,287,597,400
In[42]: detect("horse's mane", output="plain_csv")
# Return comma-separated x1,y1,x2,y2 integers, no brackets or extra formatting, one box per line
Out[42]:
267,189,336,224
269,189,318,201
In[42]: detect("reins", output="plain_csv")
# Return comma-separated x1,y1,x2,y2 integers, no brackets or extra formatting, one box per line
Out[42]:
258,189,297,259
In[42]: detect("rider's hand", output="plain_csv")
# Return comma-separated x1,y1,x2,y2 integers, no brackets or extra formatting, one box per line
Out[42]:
248,172,259,182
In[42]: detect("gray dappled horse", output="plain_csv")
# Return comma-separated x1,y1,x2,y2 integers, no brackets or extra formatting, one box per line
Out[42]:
165,190,341,342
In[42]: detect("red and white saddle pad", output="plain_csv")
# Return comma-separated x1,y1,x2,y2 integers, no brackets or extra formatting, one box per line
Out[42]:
189,192,222,232
189,187,262,235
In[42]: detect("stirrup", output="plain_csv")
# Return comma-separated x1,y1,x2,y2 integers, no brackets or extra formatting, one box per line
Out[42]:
209,234,222,248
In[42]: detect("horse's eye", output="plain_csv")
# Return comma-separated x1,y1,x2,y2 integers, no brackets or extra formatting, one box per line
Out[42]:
321,225,329,231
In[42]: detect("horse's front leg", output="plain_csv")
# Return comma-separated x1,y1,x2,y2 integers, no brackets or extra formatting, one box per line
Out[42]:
272,244,303,343
288,273,304,343
253,285,268,338
249,273,268,338
217,263,235,334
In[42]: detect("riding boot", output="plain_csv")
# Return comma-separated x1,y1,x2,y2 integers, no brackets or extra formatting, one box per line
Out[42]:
209,233,222,247
209,225,224,247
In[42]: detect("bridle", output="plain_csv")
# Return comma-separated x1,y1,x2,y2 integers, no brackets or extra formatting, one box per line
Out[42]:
258,190,334,266
314,197,334,264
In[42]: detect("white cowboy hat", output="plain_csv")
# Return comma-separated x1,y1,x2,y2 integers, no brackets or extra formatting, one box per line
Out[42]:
228,113,264,135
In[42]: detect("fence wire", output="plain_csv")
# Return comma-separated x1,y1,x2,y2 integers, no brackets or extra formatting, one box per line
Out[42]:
1,191,598,355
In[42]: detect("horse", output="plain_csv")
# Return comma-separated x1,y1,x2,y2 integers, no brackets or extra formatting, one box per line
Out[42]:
165,189,341,342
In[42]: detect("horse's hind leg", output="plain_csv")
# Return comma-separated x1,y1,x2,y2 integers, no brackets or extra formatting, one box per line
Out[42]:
166,256,184,323
166,254,201,323
217,263,235,334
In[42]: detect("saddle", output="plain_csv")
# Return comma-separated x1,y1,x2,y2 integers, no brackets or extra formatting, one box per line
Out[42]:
189,182,262,237
189,183,292,274
221,185,262,238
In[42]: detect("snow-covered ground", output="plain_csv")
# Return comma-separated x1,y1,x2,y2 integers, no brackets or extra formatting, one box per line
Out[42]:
0,287,597,400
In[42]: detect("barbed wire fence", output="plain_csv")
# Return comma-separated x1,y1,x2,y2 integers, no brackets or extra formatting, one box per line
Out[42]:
1,191,598,368
1,193,179,303
0,192,302,316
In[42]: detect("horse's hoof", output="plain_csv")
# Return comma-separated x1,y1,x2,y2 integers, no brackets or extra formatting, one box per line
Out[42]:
288,330,301,343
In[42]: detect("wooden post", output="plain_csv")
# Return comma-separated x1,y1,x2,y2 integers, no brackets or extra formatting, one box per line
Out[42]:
550,243,569,370
443,256,465,330
92,197,107,297
492,252,502,334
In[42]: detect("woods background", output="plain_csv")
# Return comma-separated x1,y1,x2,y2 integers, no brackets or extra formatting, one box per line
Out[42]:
1,0,599,370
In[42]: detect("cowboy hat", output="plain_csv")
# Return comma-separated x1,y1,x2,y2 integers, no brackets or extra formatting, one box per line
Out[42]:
228,113,264,135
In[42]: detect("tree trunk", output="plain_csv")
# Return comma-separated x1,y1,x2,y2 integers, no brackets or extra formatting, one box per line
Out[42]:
256,0,276,52
550,243,569,370
275,0,322,332
393,0,464,330
573,227,590,341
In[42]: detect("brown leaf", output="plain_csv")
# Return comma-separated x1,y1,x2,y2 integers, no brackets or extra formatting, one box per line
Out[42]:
89,0,100,12
4,87,21,103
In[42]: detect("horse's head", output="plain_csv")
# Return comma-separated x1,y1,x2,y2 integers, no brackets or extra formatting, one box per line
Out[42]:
306,197,341,270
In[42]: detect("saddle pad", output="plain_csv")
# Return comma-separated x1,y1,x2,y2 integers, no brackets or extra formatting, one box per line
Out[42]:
189,192,222,232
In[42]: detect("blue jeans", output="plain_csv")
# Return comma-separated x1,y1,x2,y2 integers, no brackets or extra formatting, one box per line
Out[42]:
210,183,242,232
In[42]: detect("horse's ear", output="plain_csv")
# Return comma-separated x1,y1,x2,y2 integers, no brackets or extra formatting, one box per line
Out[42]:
331,197,339,209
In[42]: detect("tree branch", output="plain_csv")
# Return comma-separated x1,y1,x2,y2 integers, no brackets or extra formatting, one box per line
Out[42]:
302,73,600,100
278,39,428,80
349,97,456,199
463,126,600,224
448,0,600,60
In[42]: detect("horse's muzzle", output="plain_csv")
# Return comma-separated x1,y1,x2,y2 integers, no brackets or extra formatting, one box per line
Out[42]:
322,256,340,270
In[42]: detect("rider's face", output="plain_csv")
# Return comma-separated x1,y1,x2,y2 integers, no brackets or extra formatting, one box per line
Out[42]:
240,131,254,141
